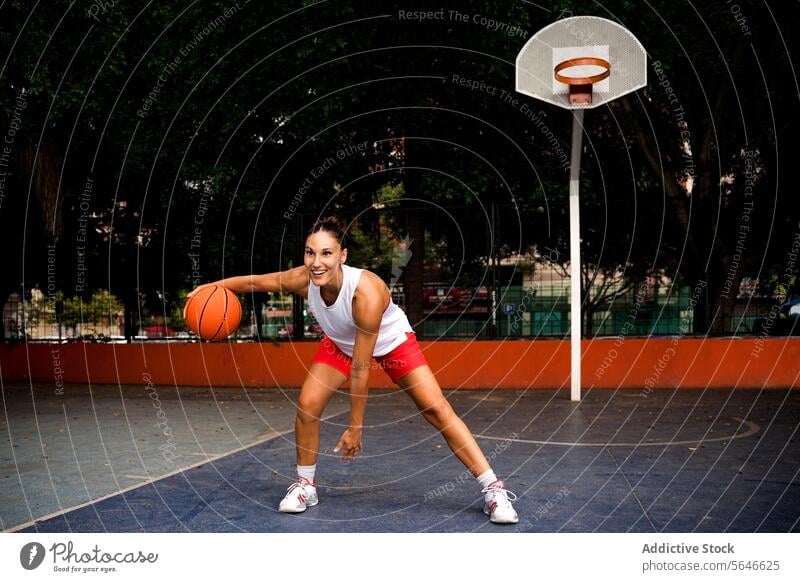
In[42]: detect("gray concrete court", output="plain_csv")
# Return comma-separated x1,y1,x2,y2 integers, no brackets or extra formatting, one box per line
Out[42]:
1,383,798,532
0,382,349,531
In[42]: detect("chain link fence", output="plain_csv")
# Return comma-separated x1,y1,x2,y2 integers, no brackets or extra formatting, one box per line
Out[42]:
3,205,798,342
3,275,794,343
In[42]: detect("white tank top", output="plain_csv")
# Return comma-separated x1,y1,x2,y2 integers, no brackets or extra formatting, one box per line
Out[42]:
307,264,414,357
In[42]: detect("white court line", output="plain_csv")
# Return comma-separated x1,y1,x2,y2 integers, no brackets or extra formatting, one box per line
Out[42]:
4,409,347,533
474,417,760,448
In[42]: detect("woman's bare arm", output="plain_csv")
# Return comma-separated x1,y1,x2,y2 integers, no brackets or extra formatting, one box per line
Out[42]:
188,266,309,298
333,273,390,461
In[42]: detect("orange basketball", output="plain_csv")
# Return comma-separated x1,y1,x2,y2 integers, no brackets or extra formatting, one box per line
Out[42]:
184,286,242,341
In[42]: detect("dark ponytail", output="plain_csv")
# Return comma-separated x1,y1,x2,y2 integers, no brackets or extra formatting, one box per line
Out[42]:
307,216,348,249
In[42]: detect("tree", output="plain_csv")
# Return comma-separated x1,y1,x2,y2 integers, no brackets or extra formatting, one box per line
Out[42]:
607,0,800,333
2,0,796,342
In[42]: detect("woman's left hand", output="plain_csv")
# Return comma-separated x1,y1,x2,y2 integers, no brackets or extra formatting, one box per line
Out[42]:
334,426,363,461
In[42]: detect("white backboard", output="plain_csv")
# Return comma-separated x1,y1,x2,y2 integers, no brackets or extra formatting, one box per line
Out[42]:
516,16,647,109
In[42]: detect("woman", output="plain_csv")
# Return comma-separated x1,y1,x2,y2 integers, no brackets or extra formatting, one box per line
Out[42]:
189,216,518,524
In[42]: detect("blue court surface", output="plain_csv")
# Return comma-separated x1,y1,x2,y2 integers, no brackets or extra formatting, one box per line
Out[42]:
2,384,798,533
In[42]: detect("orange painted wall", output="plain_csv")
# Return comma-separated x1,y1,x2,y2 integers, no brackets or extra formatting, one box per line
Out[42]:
1,338,797,389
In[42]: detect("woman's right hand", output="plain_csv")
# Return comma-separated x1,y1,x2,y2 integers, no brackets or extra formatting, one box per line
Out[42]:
187,283,216,300
184,283,216,319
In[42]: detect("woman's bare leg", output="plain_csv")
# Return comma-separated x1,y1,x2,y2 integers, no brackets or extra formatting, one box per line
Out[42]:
396,365,490,477
295,363,347,466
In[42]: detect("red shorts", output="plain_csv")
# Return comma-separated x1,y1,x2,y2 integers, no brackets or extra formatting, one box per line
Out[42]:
312,332,427,383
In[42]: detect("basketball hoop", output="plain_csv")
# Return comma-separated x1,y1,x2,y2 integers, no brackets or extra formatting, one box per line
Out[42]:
554,57,611,104
516,16,647,401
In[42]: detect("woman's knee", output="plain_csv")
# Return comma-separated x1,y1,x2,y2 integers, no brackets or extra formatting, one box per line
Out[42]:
296,395,323,425
421,399,455,429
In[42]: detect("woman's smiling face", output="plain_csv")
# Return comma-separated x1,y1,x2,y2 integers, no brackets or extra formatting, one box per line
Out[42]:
304,230,347,286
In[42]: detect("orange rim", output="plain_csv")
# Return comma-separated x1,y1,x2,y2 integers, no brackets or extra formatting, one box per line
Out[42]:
554,57,611,85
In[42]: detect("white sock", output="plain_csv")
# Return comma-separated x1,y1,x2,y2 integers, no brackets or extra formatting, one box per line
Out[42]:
297,464,316,484
476,469,498,491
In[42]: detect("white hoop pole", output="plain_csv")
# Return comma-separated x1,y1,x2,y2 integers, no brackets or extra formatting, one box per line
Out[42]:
569,109,584,401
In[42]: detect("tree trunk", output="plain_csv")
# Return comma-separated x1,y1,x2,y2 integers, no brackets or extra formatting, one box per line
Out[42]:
690,281,705,334
714,289,739,334
707,262,745,335
123,289,139,341
0,287,10,341
292,293,305,341
403,205,425,336
584,304,594,337
252,293,266,338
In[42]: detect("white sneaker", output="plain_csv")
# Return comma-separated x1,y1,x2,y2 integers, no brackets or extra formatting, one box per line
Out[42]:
278,477,318,513
482,480,519,524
